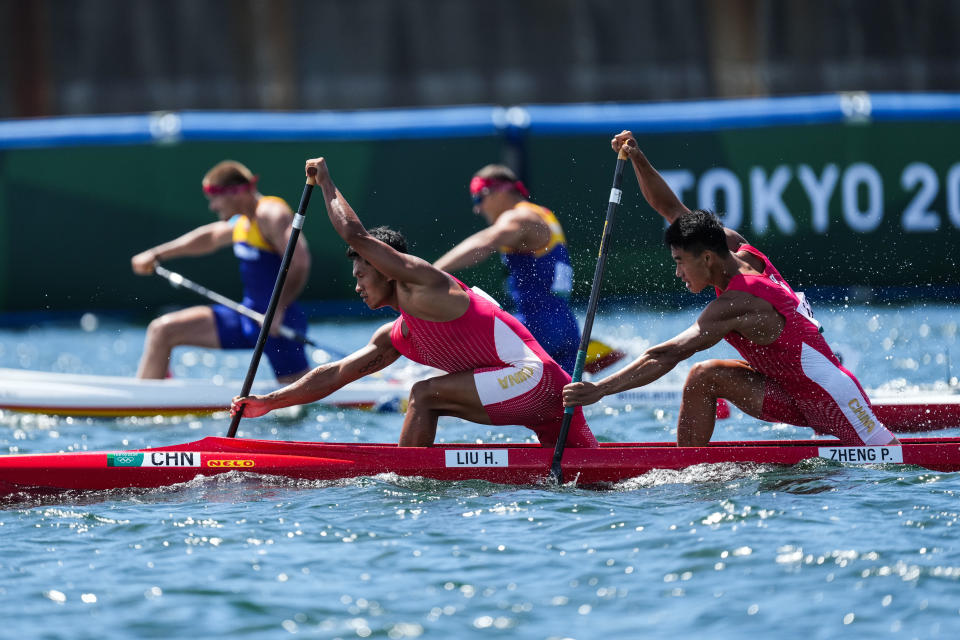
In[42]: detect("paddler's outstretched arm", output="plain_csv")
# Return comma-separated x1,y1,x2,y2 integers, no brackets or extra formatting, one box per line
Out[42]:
433,209,544,272
306,157,448,288
613,130,747,251
231,322,400,417
562,295,751,407
305,157,468,319
612,130,691,225
131,221,234,275
433,224,512,272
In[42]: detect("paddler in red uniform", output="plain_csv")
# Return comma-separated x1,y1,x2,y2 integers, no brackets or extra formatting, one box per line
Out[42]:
131,160,311,383
232,157,597,449
563,131,899,447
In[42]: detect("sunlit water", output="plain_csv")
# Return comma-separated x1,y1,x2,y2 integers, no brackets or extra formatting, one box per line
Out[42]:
0,303,958,639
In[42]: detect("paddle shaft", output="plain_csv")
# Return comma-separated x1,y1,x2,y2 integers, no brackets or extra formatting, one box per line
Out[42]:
550,148,628,483
227,174,316,438
153,264,319,348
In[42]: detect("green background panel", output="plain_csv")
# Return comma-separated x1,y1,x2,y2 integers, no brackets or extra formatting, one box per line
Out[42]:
0,137,503,313
525,122,960,295
1,121,958,314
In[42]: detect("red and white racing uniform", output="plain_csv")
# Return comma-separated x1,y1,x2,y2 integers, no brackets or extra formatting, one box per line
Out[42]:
390,278,597,448
718,245,895,445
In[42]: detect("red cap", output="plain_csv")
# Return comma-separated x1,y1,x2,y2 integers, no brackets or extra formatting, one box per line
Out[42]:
203,175,258,196
469,176,529,198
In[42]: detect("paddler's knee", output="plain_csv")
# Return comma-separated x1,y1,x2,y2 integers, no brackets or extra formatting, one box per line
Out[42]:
407,378,437,410
684,360,723,391
145,313,189,347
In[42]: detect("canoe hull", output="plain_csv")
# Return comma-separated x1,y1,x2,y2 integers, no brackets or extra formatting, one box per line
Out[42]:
872,394,960,431
3,436,960,496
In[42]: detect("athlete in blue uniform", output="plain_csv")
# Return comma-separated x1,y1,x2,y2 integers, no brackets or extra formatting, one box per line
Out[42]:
434,164,580,373
131,160,311,383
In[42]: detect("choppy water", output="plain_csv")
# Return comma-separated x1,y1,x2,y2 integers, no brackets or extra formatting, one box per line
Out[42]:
1,303,959,639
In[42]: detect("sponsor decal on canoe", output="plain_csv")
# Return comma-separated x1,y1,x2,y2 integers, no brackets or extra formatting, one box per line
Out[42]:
444,450,508,467
818,446,903,464
207,459,255,468
106,452,201,467
107,453,144,467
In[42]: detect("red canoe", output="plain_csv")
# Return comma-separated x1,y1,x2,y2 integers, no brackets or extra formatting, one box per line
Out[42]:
3,436,960,496
872,393,960,432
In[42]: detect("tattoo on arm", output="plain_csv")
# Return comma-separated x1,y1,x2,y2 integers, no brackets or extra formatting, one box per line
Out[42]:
358,354,385,374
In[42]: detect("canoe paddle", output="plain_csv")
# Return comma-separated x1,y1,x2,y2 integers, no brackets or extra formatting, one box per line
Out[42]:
226,168,317,438
550,147,629,483
153,264,344,358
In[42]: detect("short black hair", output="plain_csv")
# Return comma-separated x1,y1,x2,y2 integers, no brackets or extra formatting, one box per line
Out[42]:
664,210,730,256
345,225,408,259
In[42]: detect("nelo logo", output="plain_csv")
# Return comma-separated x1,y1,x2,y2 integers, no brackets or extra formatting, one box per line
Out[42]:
207,459,256,468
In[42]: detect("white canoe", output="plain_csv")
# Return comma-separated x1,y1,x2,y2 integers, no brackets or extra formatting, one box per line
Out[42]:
0,367,957,432
0,367,410,417
0,366,700,418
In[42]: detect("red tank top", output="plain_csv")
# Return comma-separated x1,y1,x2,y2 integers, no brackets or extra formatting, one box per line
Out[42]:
716,245,835,380
388,275,597,448
715,245,895,444
389,276,552,372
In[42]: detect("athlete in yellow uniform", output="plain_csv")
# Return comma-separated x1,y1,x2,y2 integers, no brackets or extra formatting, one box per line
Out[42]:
434,164,581,373
130,160,311,383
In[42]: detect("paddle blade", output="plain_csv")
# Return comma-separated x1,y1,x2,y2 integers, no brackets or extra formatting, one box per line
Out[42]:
583,340,626,374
